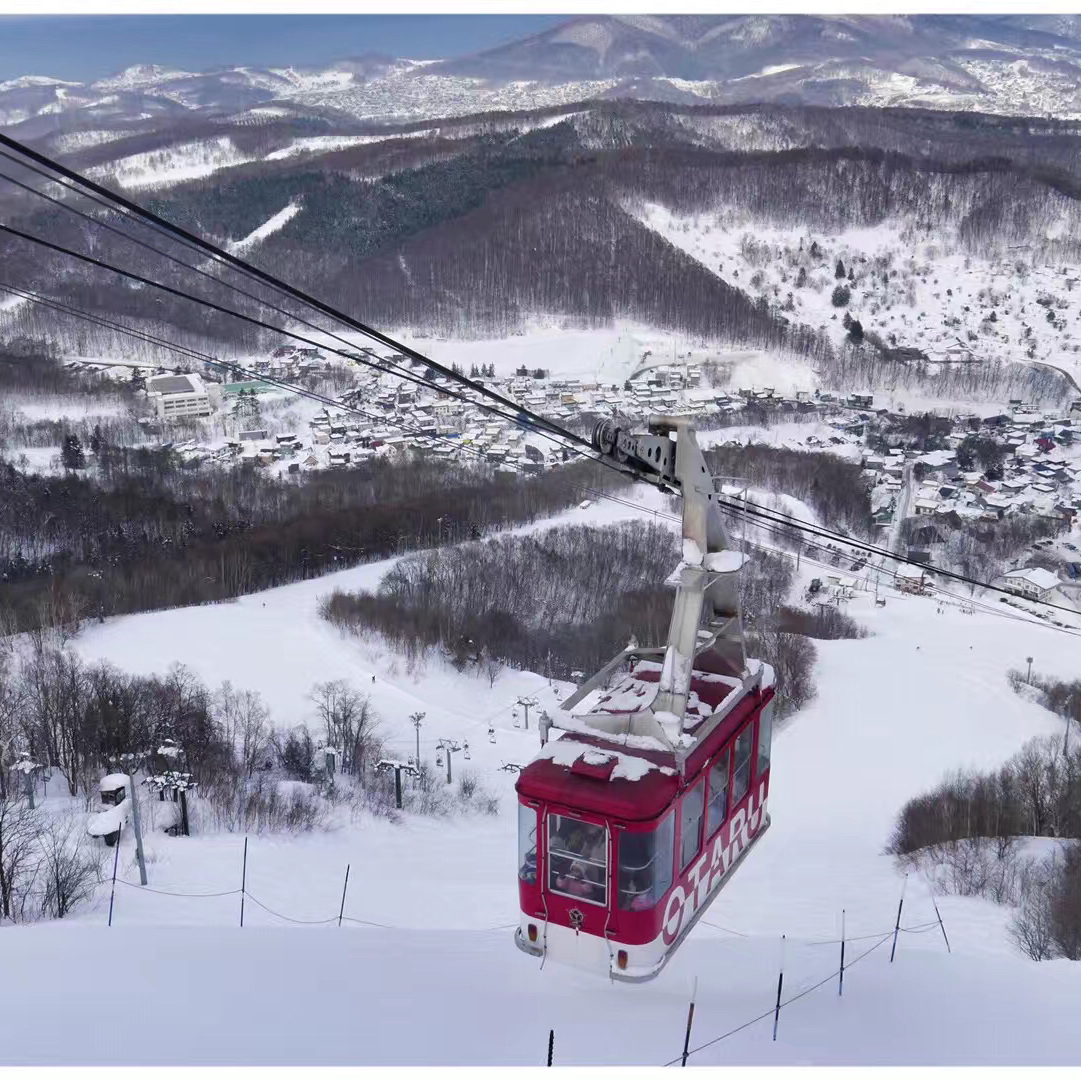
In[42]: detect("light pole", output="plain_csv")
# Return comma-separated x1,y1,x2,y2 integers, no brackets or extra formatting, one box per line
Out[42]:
1027,656,1034,684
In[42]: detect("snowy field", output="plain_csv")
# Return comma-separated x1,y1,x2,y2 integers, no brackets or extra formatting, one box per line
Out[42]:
2,495,1080,1065
638,203,1081,397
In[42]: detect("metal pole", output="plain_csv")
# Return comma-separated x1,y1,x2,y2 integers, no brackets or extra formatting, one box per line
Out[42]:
107,823,122,927
547,1029,554,1067
240,835,248,927
446,748,453,785
931,893,951,954
839,909,846,996
24,767,34,811
772,935,785,1042
394,767,402,810
681,976,698,1066
890,874,908,963
126,762,147,886
338,863,350,927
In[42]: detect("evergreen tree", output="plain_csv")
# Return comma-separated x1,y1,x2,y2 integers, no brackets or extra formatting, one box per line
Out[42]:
831,285,851,308
89,424,103,454
130,366,145,392
835,258,846,279
61,434,85,470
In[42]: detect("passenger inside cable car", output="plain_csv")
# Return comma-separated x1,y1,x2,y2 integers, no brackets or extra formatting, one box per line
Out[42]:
549,816,607,905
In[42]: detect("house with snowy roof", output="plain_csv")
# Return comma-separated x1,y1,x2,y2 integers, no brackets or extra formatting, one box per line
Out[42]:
1000,567,1061,603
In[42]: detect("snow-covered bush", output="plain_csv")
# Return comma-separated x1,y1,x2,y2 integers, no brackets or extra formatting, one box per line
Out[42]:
197,775,330,834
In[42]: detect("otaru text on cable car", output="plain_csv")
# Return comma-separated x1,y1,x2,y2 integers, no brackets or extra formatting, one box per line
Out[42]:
515,417,776,982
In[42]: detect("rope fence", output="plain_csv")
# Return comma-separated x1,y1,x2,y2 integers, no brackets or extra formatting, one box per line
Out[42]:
664,929,897,1066
109,863,518,933
105,840,951,1067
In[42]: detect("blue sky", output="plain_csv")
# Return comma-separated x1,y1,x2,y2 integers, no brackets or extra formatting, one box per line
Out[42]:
0,14,570,83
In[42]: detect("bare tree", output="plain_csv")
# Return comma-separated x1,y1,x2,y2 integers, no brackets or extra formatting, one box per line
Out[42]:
0,797,38,923
1009,873,1056,961
309,681,380,779
214,681,270,779
36,811,102,919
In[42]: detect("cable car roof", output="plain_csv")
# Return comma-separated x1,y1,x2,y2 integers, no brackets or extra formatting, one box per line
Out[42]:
515,731,679,822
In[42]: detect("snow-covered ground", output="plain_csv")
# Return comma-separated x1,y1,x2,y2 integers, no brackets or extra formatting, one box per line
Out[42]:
225,202,301,255
87,136,255,190
637,203,1081,400
3,495,1079,1064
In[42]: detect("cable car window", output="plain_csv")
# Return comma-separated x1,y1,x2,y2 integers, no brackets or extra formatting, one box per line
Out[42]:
548,815,607,906
706,748,731,836
618,812,674,910
679,782,705,871
732,726,754,805
758,705,773,777
518,804,537,885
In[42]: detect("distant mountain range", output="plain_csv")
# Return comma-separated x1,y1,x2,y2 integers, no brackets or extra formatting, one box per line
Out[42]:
4,13,1081,142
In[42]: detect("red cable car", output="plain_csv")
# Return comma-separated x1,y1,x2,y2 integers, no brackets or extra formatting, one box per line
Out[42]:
515,417,776,982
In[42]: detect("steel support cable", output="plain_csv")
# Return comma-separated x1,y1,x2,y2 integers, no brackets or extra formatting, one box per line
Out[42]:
710,494,1081,619
0,130,592,450
5,282,1070,640
3,218,1076,629
5,282,1073,639
0,157,593,455
0,282,517,465
0,229,594,474
3,135,1074,618
0,187,589,459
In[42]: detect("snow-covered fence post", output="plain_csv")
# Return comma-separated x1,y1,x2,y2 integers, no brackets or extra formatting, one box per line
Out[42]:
338,864,350,927
838,910,846,997
107,822,122,927
547,1029,554,1066
890,874,908,963
681,975,698,1066
240,836,248,928
772,935,785,1042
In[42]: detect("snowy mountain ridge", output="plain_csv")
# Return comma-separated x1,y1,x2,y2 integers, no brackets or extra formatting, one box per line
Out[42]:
5,13,1081,141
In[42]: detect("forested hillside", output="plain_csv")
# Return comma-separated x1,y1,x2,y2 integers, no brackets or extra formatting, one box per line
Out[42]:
5,101,1081,369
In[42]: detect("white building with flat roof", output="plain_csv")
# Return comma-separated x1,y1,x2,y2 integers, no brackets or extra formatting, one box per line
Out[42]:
146,373,219,420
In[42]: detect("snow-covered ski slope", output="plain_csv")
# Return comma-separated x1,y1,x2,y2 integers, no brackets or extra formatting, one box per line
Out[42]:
4,498,1081,1065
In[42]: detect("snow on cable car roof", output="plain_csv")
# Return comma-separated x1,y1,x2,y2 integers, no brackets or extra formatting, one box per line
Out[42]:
99,773,129,791
535,736,676,783
587,659,744,729
516,732,680,821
